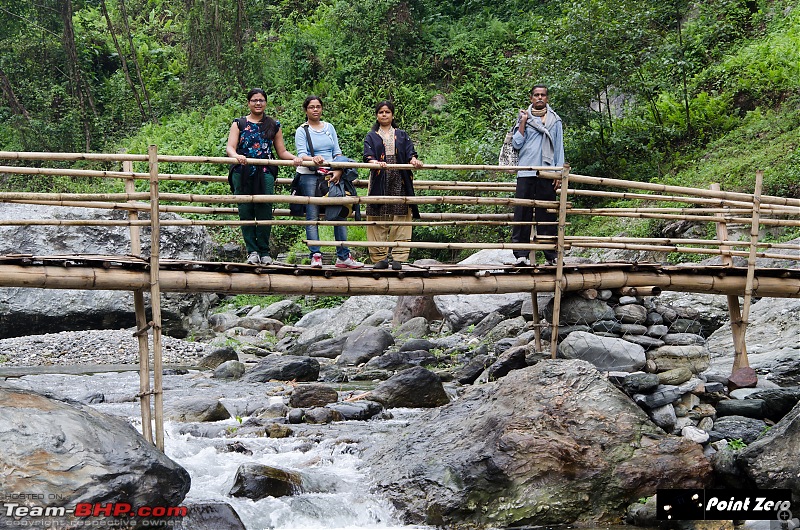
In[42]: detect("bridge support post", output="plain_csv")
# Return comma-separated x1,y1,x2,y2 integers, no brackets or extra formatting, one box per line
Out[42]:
711,183,749,373
125,158,153,445
549,164,570,359
148,145,165,451
739,171,764,372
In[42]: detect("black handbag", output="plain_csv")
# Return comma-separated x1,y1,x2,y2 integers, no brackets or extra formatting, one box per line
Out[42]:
288,173,306,217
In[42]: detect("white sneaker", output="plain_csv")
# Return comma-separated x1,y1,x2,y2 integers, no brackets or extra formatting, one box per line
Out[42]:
246,251,260,265
310,253,323,268
335,254,365,269
260,255,273,265
514,256,531,267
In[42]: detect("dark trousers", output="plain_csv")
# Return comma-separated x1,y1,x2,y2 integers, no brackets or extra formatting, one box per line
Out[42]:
232,169,274,256
511,175,557,261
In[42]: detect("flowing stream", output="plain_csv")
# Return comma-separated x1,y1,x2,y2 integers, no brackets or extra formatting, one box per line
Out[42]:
10,369,433,530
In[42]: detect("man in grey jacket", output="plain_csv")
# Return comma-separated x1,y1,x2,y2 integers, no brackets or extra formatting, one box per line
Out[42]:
510,84,565,266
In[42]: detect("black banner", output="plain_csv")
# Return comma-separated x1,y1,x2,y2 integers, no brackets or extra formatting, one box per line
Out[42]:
657,489,793,521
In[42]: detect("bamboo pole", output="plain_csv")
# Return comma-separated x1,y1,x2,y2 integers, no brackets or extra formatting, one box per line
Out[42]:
711,183,748,372
125,158,153,444
148,145,165,451
739,171,764,375
550,165,570,359
305,240,561,251
1,264,797,297
0,151,148,162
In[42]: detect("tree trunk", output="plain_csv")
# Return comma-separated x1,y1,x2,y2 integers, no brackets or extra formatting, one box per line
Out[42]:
100,0,147,121
118,0,155,122
0,68,30,120
59,0,96,149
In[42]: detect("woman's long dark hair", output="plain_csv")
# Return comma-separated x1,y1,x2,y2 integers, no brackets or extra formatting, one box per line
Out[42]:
246,88,278,139
370,100,400,132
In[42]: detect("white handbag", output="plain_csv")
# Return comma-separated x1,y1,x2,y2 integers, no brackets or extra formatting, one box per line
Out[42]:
497,125,519,167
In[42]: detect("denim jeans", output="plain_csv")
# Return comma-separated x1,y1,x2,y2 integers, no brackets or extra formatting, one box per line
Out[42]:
298,173,350,260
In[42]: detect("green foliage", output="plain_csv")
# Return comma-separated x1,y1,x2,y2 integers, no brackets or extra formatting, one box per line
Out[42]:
728,438,747,450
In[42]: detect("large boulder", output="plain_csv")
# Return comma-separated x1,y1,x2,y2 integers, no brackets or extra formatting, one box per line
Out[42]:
0,203,215,339
241,355,320,383
736,401,800,498
0,384,190,514
559,331,646,372
706,298,800,385
362,359,711,528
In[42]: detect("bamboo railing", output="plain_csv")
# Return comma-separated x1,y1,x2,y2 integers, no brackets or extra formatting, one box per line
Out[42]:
1,149,799,452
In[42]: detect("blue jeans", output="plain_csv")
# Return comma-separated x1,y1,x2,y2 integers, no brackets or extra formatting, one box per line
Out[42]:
299,173,350,260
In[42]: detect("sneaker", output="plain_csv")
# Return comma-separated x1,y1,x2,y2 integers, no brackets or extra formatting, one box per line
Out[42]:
310,253,323,268
246,251,260,265
260,255,273,265
335,254,365,269
373,259,389,270
390,260,403,270
514,256,531,267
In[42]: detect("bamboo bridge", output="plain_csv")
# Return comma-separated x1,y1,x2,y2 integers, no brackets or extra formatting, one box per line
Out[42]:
1,148,798,450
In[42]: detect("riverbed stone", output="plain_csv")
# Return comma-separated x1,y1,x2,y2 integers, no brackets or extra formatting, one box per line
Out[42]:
546,296,616,325
228,464,301,499
663,333,706,346
658,367,694,386
365,349,437,370
747,387,800,422
336,327,394,366
0,384,191,514
485,345,528,381
622,334,665,350
362,359,711,528
289,384,339,408
708,415,767,444
728,366,758,391
645,345,710,374
198,346,238,369
213,360,246,380
615,303,648,324
394,316,430,340
392,295,443,327
369,366,449,408
715,399,764,419
559,331,646,372
172,502,247,530
241,355,320,383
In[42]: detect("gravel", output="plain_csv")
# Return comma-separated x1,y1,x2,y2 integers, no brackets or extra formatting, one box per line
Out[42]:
0,329,207,367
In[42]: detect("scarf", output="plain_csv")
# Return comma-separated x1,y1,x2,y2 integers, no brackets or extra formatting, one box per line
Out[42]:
526,104,560,166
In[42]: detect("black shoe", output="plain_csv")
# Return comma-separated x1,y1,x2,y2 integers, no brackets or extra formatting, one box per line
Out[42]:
373,259,389,270
390,260,403,270
544,259,557,266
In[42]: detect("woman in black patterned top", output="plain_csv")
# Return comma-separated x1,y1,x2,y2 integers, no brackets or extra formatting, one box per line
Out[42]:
363,101,424,269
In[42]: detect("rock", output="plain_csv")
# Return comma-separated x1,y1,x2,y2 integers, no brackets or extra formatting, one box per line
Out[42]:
620,372,660,394
593,320,623,333
674,393,700,417
545,296,616,325
622,334,665,350
470,311,506,337
649,403,677,432
646,324,669,338
172,502,246,530
265,423,293,438
646,312,664,326
305,334,349,359
619,323,648,336
454,354,492,385
197,346,238,369
645,345,710,374
392,295,442,327
209,312,241,332
728,367,758,391
662,333,706,346
0,384,190,512
747,387,800,422
682,425,710,444
369,366,450,408
254,403,289,420
736,402,800,497
658,367,694,386
394,316,430,340
633,385,684,409
399,338,434,352
706,298,800,385
256,299,302,322
715,399,764,419
626,495,658,527
212,360,246,380
435,292,526,331
165,397,231,422
303,406,343,424
559,331,646,372
362,360,711,528
326,400,383,421
485,316,527,343
228,464,301,500
337,327,394,366
708,415,767,444
486,345,528,381
0,204,214,339
241,355,320,383
288,384,339,408
237,316,283,334
614,303,648,324
365,350,437,370
670,318,703,335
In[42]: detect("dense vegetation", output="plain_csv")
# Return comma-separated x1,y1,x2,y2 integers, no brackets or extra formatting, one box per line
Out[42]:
1,0,798,259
